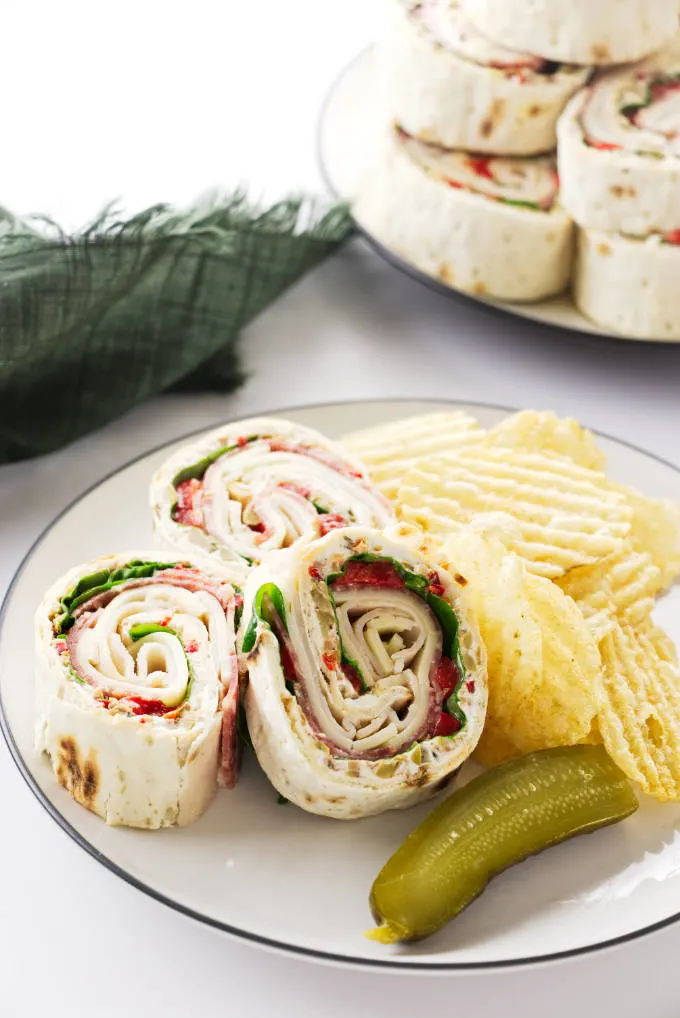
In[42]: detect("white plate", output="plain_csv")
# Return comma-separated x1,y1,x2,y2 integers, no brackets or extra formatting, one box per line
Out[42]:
318,50,680,346
2,399,680,971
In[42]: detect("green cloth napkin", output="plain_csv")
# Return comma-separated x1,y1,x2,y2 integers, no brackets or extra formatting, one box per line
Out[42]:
0,194,353,463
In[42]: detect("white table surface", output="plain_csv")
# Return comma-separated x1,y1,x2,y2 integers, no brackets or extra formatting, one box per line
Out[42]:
2,2,680,1015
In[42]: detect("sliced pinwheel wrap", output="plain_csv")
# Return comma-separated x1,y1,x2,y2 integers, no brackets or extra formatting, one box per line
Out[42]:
355,126,573,301
558,43,680,235
241,527,487,819
380,0,588,155
35,553,241,828
574,229,680,340
150,417,393,584
459,0,678,66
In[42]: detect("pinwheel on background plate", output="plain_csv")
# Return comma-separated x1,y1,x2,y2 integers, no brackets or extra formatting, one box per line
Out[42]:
240,526,487,819
459,0,678,66
355,126,573,301
558,43,680,338
150,417,394,583
574,231,680,339
35,553,241,828
380,0,589,155
558,43,680,236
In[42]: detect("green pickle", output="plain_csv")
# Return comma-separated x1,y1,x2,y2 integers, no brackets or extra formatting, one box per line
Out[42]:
367,745,638,945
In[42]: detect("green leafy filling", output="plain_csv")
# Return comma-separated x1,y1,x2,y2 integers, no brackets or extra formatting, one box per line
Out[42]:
172,434,259,486
67,665,86,686
499,198,541,211
241,582,288,654
128,622,178,639
236,701,254,751
55,560,177,635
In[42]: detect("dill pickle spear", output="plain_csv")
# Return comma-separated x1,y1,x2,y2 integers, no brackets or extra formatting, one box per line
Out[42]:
367,745,638,945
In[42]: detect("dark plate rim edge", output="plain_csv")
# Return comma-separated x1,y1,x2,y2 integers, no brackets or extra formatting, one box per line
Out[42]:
315,47,680,349
2,396,680,973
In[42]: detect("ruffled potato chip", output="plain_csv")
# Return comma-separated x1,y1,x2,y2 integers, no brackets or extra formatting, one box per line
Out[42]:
556,545,663,642
614,484,680,590
434,528,601,765
398,447,633,579
482,410,606,472
342,411,485,499
599,619,680,801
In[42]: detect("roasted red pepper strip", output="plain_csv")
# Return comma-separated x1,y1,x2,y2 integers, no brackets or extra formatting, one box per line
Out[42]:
127,696,174,717
434,712,462,737
467,157,495,181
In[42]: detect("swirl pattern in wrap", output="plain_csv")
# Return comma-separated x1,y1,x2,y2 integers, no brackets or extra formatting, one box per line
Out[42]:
380,0,589,155
355,126,573,301
241,527,487,819
35,553,241,828
558,42,680,236
150,416,393,584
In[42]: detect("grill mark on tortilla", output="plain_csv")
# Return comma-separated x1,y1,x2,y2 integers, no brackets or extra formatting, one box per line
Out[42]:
55,737,99,808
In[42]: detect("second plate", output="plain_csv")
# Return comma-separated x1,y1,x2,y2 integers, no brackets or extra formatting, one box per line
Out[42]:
317,49,679,345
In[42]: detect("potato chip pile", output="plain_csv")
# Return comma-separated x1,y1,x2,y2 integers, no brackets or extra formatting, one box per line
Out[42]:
343,410,680,801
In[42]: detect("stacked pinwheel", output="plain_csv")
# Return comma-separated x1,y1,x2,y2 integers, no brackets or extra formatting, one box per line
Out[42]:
357,0,680,337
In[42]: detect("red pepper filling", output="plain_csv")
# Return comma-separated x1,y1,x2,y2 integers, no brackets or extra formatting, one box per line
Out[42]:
318,512,348,536
665,229,680,245
585,138,622,152
427,571,446,598
467,156,494,181
434,713,462,737
127,696,175,717
432,657,460,699
173,479,205,528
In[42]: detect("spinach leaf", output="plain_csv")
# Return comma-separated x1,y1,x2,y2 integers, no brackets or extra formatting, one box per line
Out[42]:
172,434,259,486
56,560,177,634
241,582,288,653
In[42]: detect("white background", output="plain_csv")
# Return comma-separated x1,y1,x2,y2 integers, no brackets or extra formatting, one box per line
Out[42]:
2,1,680,1015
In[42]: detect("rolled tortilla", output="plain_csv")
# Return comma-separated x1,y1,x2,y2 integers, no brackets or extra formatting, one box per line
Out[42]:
558,44,680,235
355,126,573,301
459,0,678,66
574,229,680,340
150,417,394,583
35,553,241,828
241,526,487,819
380,0,589,155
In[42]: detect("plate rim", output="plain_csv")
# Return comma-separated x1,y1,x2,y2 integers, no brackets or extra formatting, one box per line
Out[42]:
3,396,680,972
316,47,680,348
